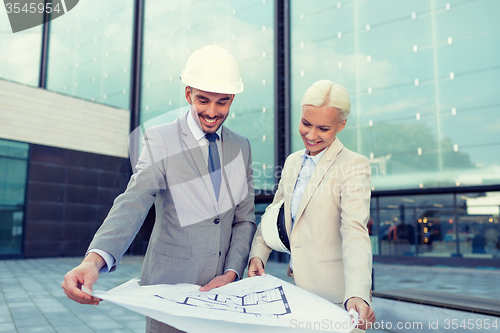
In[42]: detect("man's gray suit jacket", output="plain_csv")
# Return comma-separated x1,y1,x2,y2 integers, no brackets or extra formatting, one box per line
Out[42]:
88,112,256,287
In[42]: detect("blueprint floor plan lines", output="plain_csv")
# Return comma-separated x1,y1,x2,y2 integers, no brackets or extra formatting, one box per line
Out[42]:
154,285,291,317
92,275,357,332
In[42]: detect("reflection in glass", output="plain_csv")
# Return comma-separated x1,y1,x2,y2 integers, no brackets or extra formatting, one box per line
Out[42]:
0,139,29,255
373,192,500,259
290,0,500,190
369,197,379,255
141,0,275,190
457,192,500,259
0,9,42,86
46,0,133,109
376,194,456,257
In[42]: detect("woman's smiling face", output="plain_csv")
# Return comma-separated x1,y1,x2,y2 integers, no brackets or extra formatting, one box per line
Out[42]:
299,105,346,156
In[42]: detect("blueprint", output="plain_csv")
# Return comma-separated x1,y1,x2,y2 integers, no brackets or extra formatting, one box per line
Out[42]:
155,285,291,317
91,275,357,332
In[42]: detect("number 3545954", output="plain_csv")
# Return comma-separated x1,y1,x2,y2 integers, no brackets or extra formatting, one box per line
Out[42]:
5,2,62,14
443,319,498,330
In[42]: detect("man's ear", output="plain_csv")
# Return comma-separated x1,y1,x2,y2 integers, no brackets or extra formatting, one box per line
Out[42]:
185,86,192,104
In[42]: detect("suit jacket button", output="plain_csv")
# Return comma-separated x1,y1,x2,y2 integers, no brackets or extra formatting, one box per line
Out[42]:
219,251,221,257
214,218,220,224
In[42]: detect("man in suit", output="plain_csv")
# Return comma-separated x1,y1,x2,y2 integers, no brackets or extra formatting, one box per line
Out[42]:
61,45,256,333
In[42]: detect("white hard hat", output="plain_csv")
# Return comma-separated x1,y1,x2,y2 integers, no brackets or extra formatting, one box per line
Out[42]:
260,199,290,255
180,45,244,94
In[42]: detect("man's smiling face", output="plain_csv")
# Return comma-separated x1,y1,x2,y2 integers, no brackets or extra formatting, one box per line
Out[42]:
185,87,235,134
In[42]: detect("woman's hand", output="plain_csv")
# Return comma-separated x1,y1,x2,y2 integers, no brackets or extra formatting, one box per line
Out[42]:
247,257,266,277
346,297,375,330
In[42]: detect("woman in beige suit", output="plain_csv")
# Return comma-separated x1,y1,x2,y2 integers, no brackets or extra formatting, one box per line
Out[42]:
248,80,375,330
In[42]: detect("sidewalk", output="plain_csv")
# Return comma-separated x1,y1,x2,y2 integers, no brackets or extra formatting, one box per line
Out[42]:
0,256,145,333
0,256,293,333
0,256,498,332
372,262,500,300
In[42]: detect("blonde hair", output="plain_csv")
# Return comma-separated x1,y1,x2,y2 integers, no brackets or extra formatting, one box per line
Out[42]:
301,80,351,121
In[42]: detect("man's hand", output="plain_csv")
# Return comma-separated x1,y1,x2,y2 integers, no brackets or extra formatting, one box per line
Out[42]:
247,257,265,277
199,270,237,292
346,297,375,330
61,252,105,305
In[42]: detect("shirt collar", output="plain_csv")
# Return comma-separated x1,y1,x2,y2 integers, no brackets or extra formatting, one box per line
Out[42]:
187,109,223,141
301,146,328,166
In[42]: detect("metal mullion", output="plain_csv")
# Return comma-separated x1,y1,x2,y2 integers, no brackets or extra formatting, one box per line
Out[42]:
274,0,291,188
283,0,290,160
38,0,51,88
129,0,145,175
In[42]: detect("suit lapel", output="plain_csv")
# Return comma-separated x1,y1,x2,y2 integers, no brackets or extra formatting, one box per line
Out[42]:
218,127,233,208
292,139,344,229
179,113,219,210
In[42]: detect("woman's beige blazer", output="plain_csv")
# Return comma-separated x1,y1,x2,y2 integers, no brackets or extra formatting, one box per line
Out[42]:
250,138,372,305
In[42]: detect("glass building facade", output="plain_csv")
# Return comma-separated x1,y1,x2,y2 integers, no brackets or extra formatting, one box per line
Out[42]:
372,192,500,259
0,0,499,263
290,0,500,190
140,0,275,190
0,139,29,255
46,0,134,109
0,11,41,86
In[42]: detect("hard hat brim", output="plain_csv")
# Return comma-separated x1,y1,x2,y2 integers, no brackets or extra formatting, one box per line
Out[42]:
260,200,291,255
181,73,244,94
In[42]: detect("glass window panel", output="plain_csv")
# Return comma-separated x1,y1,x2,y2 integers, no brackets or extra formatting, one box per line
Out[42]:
350,119,438,154
442,105,497,150
369,198,379,255
377,194,456,257
291,4,354,45
0,208,24,255
0,139,29,255
358,0,431,27
362,84,437,120
141,0,275,191
291,0,500,190
438,69,500,111
437,32,500,77
450,145,500,186
438,71,500,186
46,0,133,109
357,48,435,89
434,0,500,41
357,16,433,58
0,158,27,205
0,140,29,159
456,192,500,258
0,10,42,86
